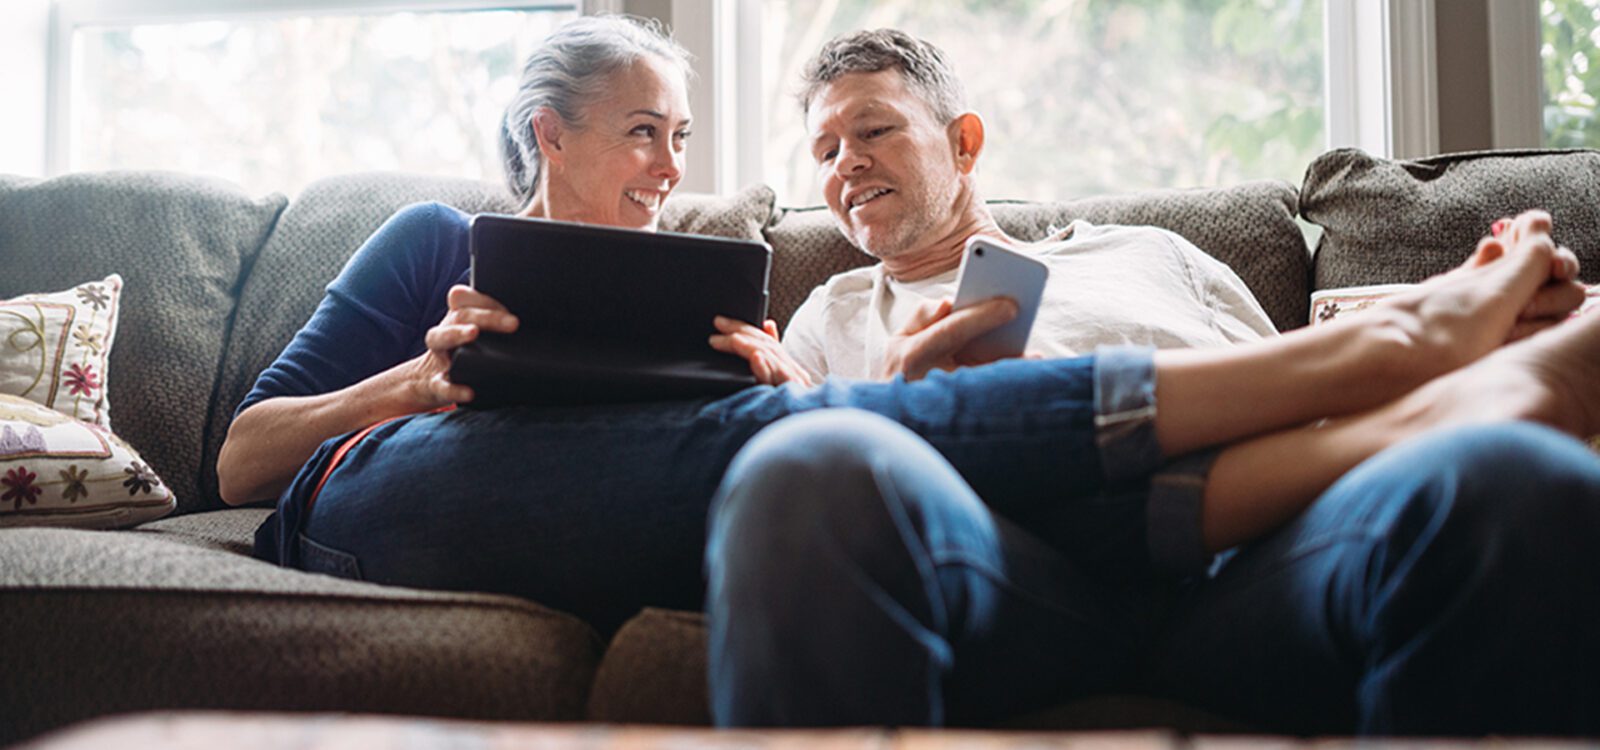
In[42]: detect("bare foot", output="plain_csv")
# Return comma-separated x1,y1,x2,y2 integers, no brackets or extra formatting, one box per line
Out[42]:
1345,210,1586,387
1380,310,1600,441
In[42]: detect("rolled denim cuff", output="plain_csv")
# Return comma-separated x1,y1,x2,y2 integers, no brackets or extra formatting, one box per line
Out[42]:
1093,346,1163,483
1146,448,1222,578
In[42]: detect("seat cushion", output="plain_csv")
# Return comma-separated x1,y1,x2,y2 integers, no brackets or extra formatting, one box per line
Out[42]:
1302,147,1600,292
0,509,603,745
0,173,287,516
587,607,711,725
764,181,1309,333
590,608,1253,731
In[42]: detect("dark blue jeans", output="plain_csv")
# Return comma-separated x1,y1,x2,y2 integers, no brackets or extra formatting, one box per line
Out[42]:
264,354,1161,634
706,414,1600,734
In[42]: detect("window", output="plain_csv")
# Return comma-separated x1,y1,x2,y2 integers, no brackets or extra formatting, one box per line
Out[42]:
61,4,578,196
756,0,1326,204
1543,0,1600,146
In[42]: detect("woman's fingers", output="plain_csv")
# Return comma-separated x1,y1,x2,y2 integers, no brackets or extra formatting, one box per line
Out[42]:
425,322,478,352
447,305,517,333
447,284,511,312
427,372,474,404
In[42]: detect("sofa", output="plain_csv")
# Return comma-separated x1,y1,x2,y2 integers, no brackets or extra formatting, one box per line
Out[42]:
3,147,1599,745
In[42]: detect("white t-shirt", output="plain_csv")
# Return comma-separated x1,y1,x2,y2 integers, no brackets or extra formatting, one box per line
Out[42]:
782,221,1278,380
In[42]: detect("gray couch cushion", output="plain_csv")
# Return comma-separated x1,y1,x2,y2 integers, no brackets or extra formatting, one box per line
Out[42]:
202,175,775,511
0,508,602,745
0,172,286,517
765,181,1309,333
587,607,711,724
1302,147,1600,291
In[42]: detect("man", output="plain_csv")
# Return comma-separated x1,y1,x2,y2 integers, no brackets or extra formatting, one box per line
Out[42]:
710,28,1274,386
704,29,1600,735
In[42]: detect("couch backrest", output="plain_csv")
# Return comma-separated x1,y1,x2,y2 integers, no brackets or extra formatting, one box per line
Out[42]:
764,179,1311,334
1304,147,1600,289
1,169,1310,516
0,172,286,516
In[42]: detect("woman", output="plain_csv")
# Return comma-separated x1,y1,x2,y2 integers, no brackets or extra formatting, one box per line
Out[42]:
220,15,1597,636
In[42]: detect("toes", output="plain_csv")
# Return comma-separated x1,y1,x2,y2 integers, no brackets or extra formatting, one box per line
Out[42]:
1470,235,1505,267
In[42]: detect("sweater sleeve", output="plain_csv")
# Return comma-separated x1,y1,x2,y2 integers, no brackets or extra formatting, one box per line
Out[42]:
236,202,471,417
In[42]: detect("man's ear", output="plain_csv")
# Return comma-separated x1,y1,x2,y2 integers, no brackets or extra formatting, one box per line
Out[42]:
950,112,985,175
532,109,566,169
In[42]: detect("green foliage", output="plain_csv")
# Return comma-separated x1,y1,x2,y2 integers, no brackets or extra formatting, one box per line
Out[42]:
766,0,1326,202
1544,0,1600,147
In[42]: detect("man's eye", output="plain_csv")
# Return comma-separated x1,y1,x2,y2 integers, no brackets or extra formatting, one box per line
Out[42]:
866,126,890,138
819,148,838,163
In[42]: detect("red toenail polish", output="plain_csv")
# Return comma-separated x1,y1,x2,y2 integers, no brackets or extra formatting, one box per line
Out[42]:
1491,219,1511,237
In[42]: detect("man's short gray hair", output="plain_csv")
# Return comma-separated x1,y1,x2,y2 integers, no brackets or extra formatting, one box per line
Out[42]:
499,15,692,206
798,29,966,124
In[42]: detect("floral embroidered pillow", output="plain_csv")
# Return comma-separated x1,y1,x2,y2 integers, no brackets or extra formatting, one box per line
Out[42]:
0,275,121,428
1311,283,1600,325
0,394,173,528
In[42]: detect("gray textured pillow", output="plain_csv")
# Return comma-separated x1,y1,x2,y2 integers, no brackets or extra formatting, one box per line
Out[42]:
1302,147,1600,291
765,180,1309,333
0,172,286,516
202,176,775,512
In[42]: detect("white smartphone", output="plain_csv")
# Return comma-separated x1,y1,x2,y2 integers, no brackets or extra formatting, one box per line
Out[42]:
951,236,1049,362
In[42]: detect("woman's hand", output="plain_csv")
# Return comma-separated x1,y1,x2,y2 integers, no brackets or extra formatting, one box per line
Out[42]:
709,316,817,387
877,298,1018,381
408,284,519,406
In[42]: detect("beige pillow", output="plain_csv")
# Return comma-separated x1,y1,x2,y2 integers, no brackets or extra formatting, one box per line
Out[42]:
0,275,123,427
0,394,174,528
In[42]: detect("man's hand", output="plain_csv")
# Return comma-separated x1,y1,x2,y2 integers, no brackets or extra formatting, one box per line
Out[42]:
710,317,817,387
407,284,519,406
878,297,1019,381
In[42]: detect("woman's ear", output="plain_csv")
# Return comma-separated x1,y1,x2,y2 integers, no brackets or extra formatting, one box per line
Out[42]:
532,109,566,168
951,112,985,175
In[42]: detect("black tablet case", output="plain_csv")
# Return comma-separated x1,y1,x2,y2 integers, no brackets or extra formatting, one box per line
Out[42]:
450,214,771,407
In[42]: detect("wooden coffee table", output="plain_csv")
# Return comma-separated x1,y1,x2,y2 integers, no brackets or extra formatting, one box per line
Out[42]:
15,712,1588,750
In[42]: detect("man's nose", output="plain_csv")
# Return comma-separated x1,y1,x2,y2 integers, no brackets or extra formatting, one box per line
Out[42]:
834,142,869,177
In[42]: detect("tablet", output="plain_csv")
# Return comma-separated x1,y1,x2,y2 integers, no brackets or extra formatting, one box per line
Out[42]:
450,214,772,407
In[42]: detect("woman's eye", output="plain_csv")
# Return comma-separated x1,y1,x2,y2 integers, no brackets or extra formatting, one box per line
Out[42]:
632,124,657,138
674,129,692,142
820,148,838,163
866,126,890,138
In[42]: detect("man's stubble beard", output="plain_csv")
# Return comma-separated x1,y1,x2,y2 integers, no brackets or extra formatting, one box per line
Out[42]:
847,178,958,263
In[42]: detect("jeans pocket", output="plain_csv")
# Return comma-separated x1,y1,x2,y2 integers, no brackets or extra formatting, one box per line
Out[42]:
297,532,364,580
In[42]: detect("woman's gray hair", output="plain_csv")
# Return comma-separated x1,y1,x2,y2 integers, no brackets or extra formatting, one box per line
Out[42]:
499,15,692,206
798,29,965,124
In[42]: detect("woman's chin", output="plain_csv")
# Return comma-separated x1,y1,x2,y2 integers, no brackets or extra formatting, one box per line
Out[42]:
619,201,662,231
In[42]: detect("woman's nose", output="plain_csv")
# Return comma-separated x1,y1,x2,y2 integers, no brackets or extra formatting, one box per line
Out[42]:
653,140,682,181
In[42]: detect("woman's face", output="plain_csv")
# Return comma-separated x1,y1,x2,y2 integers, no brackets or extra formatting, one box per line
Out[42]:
540,55,691,231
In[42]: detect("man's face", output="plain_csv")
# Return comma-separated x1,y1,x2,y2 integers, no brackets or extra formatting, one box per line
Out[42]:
805,70,964,261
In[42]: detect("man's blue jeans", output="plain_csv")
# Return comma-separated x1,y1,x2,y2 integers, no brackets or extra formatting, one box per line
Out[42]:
706,413,1600,733
266,354,1164,633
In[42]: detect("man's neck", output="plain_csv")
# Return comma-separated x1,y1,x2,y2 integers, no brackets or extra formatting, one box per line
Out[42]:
881,198,1014,282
